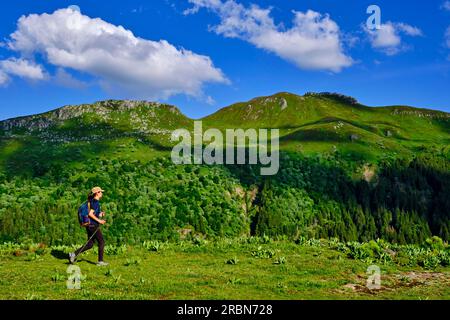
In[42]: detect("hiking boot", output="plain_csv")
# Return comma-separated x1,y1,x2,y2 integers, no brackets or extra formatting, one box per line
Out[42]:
68,252,76,264
97,261,109,266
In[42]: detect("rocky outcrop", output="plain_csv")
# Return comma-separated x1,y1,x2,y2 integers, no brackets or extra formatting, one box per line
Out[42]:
280,98,288,110
390,108,450,119
0,100,181,135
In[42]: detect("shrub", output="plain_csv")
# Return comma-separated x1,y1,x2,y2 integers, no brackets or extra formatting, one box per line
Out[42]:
273,256,286,265
261,234,271,244
104,269,114,277
306,239,322,247
438,251,450,266
247,237,262,245
425,236,446,251
104,244,127,255
251,246,275,258
192,237,208,246
25,253,43,262
143,240,163,252
125,257,141,266
362,240,382,257
419,254,441,270
227,277,242,284
51,272,65,282
346,242,369,260
226,257,239,265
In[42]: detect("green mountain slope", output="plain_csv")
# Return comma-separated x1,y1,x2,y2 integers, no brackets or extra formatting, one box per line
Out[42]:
0,93,449,245
203,92,450,160
0,100,193,176
1,92,448,175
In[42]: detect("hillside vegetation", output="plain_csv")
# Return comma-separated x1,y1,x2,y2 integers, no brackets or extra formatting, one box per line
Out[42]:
0,92,449,245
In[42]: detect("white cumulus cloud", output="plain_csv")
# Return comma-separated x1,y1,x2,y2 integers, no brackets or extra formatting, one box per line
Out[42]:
54,68,89,89
0,58,46,80
395,23,423,37
0,70,9,86
4,7,228,99
365,21,423,55
184,0,353,72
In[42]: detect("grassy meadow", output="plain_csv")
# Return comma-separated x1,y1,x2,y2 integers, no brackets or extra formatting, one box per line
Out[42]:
0,237,449,300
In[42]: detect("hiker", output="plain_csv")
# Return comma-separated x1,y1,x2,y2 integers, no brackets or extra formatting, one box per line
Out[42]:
69,187,108,266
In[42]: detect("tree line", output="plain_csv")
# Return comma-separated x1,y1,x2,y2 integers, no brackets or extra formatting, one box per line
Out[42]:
0,148,448,245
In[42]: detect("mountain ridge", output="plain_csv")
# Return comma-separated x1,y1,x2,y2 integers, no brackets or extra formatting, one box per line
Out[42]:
0,100,184,132
0,91,449,176
1,92,449,126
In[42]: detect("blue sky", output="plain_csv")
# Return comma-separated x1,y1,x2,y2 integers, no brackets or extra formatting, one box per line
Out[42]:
0,0,449,121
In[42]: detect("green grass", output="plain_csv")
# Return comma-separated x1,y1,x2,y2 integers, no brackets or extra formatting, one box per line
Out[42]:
0,239,449,300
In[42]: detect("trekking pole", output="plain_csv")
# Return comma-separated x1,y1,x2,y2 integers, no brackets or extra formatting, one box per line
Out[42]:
74,225,101,262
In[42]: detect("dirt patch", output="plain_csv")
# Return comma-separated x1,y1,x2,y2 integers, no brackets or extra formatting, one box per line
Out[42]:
362,164,376,183
340,271,450,295
341,282,390,295
234,186,259,213
177,228,193,240
391,271,449,288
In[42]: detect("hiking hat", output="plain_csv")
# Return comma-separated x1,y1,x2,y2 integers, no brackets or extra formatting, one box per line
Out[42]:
91,187,105,194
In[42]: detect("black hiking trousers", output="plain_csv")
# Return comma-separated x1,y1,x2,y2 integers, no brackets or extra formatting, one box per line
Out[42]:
74,225,105,262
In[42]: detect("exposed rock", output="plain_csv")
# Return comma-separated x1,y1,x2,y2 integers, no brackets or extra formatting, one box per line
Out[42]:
177,228,193,240
0,100,175,135
391,108,450,119
280,98,288,110
333,121,344,130
362,164,376,182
